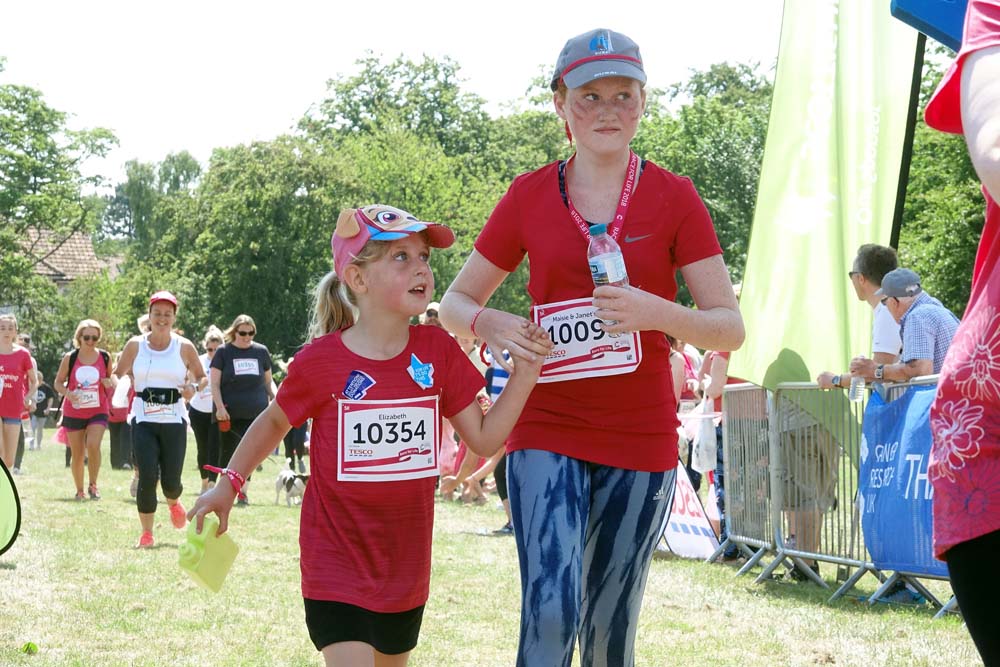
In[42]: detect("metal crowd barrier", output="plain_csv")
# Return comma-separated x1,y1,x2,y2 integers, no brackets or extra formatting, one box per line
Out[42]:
761,382,877,600
710,376,957,615
707,383,774,575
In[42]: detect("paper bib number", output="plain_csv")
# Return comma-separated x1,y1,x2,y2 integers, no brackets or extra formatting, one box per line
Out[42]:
532,297,642,383
76,387,100,409
337,395,439,482
233,358,260,376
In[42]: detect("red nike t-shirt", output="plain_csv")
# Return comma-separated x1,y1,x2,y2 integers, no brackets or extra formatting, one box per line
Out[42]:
475,159,723,471
276,325,483,612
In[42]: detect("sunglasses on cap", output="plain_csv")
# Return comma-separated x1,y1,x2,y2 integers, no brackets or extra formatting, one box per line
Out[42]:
81,335,100,342
236,329,255,337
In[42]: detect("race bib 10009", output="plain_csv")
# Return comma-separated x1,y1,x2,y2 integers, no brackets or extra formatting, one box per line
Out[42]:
532,297,642,383
337,395,439,482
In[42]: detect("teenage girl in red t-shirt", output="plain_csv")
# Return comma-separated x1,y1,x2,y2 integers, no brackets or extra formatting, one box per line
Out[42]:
54,319,116,500
0,314,37,469
189,205,550,666
440,29,744,667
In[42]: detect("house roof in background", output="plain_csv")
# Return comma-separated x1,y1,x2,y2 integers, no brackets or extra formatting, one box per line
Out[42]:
23,229,118,283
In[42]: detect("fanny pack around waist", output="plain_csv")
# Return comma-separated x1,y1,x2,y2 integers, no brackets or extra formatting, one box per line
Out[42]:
139,387,181,405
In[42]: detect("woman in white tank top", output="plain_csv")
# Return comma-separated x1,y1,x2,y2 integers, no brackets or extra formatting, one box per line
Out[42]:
113,291,206,549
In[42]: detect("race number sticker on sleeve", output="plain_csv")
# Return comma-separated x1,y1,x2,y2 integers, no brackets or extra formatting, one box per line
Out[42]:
232,358,260,376
532,297,642,383
337,396,439,482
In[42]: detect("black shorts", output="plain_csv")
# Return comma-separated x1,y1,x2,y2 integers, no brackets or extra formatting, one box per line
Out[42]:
62,414,109,431
303,598,424,655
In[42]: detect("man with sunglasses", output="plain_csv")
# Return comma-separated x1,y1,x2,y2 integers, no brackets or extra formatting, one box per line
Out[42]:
850,268,959,383
817,244,902,390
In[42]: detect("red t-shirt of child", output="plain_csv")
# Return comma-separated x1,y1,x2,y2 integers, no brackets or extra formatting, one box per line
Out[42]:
0,347,33,420
276,325,483,612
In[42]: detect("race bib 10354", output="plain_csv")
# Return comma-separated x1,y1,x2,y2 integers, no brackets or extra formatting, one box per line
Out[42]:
337,395,439,482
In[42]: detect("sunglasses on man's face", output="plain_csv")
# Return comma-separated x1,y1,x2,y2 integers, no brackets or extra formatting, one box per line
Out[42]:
81,335,100,342
236,330,255,337
880,296,895,306
425,311,439,318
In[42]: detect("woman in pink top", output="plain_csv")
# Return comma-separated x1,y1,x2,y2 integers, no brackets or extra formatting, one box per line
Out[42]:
924,2,1000,663
0,314,37,469
54,319,116,500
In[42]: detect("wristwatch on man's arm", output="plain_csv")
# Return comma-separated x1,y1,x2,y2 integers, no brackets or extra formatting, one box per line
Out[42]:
874,364,885,381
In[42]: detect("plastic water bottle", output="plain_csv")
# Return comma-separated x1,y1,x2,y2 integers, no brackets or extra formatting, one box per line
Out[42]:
178,514,239,593
588,224,628,329
849,376,866,402
587,224,629,288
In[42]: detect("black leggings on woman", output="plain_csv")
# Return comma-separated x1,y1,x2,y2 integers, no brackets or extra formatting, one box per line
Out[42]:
133,421,187,514
946,528,1000,666
189,408,219,482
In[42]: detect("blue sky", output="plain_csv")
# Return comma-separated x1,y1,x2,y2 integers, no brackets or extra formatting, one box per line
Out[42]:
0,0,784,185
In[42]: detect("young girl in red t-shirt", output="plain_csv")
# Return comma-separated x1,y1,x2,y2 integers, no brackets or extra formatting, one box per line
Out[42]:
0,314,37,468
189,205,550,666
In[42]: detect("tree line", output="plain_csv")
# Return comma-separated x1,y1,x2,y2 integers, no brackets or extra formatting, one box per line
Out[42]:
0,47,982,378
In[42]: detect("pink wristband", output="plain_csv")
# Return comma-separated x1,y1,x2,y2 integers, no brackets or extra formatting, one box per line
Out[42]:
203,465,246,494
470,307,486,336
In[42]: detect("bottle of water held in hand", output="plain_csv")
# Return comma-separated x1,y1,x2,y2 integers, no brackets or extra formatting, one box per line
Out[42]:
588,224,628,328
849,375,866,402
588,224,629,288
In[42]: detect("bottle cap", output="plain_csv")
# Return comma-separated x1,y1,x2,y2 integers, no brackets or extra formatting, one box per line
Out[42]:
589,223,607,235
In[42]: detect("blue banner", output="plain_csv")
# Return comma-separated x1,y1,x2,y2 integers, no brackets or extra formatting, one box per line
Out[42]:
859,385,948,577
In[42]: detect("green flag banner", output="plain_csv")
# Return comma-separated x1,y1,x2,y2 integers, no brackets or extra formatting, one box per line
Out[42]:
729,0,919,389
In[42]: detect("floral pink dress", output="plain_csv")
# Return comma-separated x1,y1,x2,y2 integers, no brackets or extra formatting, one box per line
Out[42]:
925,0,1000,559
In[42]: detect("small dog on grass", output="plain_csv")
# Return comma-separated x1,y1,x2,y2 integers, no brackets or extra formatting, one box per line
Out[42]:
275,462,309,506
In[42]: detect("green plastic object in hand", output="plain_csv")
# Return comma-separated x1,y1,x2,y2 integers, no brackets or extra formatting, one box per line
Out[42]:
178,515,239,593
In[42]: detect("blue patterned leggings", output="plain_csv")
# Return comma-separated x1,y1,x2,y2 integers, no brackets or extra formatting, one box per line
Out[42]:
507,449,675,667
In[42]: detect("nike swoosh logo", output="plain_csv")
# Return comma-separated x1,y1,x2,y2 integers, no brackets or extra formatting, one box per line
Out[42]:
624,234,652,243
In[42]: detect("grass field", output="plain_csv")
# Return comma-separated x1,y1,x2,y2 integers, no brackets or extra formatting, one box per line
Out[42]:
0,434,982,666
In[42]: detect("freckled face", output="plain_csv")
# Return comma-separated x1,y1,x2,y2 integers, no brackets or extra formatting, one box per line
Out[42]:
556,76,645,154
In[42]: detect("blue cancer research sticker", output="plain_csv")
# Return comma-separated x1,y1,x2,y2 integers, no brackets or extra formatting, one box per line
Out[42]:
343,370,376,400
